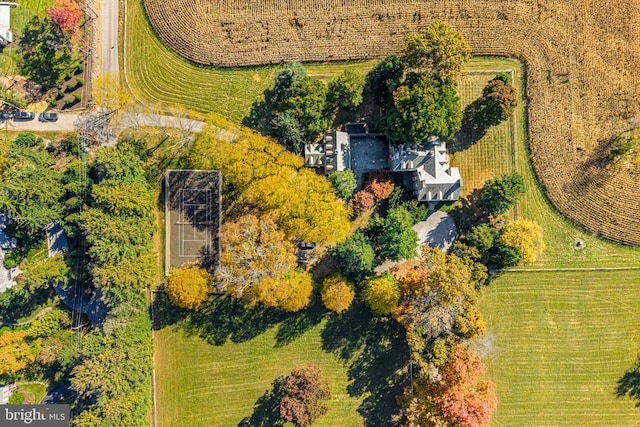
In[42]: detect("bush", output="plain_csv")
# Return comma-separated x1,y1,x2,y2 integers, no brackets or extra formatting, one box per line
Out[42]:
47,98,57,107
66,83,75,92
8,392,25,404
73,93,82,101
76,77,85,86
64,98,74,107
75,63,84,74
57,90,65,99
14,132,39,148
3,251,22,269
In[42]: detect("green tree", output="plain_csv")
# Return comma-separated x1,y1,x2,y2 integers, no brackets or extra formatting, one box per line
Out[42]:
280,362,331,427
320,274,354,313
461,224,495,263
93,143,146,184
2,164,64,236
378,207,418,261
327,170,357,200
363,272,400,316
400,20,471,84
330,233,376,283
273,62,308,99
366,55,405,102
278,77,332,139
386,74,462,143
14,132,41,148
327,69,365,111
490,242,522,268
272,112,305,154
20,17,76,89
166,266,212,309
477,172,526,216
474,77,518,127
20,254,69,291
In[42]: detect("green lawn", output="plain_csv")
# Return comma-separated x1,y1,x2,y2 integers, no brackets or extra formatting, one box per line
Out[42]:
154,299,404,427
480,270,640,426
19,383,48,404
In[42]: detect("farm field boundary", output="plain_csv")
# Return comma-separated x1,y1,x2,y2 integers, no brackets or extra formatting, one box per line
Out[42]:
139,0,640,246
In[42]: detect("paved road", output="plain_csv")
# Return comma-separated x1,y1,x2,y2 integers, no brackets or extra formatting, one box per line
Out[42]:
1,115,80,132
102,0,119,76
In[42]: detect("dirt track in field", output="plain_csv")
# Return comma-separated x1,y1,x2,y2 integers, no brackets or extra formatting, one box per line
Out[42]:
144,0,640,245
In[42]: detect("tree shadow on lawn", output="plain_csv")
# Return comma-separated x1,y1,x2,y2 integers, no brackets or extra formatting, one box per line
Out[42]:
321,303,409,426
154,292,326,347
616,355,640,407
238,376,287,427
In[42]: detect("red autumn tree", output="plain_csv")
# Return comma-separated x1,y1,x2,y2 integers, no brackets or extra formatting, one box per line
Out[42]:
47,0,82,36
352,189,375,212
279,362,331,427
364,170,395,200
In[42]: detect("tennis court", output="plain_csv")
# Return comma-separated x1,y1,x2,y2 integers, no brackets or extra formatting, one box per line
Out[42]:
165,170,221,274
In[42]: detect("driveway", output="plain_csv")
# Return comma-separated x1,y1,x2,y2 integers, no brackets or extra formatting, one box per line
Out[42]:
413,211,458,253
0,213,19,293
0,115,79,132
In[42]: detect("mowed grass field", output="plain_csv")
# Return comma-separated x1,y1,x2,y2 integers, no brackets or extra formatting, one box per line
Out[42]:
154,300,404,427
480,270,640,426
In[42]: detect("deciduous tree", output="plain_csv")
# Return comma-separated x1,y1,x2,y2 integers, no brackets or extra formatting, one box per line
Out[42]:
278,77,332,139
47,0,82,36
363,273,400,316
352,190,375,212
20,254,69,291
367,55,405,103
364,171,395,200
327,69,365,111
216,215,298,309
498,220,545,264
166,265,212,310
320,274,354,313
386,74,462,143
474,77,518,127
272,112,305,154
327,170,357,200
477,172,526,217
401,20,471,84
330,233,376,283
280,362,331,427
0,330,36,377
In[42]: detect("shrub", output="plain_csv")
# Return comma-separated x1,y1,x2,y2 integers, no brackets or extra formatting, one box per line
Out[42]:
14,132,39,147
76,77,85,86
47,98,57,107
64,98,74,107
8,392,25,404
57,90,65,99
66,83,75,92
75,63,84,74
3,251,22,269
73,93,82,101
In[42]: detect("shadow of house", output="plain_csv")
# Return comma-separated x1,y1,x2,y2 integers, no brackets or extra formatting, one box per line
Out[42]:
164,170,221,275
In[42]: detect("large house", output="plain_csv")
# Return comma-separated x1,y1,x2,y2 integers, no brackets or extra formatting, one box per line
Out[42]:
389,136,461,202
0,3,18,47
305,127,461,202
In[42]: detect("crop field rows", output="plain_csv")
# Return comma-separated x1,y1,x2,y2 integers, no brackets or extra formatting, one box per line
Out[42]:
140,0,640,245
480,270,640,426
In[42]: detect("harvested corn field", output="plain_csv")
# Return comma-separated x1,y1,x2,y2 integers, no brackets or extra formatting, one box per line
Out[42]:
143,0,640,245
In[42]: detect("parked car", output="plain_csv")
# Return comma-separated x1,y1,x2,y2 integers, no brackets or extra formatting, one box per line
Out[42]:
39,112,58,122
298,241,316,250
13,111,35,120
1,112,13,119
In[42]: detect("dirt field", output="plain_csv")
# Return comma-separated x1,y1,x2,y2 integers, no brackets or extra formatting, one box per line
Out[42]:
144,0,640,245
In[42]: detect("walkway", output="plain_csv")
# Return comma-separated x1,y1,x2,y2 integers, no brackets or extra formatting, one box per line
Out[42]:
413,211,458,254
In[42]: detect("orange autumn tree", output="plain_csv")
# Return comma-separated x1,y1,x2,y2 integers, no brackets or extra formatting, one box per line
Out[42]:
216,214,312,311
47,0,82,37
399,344,497,427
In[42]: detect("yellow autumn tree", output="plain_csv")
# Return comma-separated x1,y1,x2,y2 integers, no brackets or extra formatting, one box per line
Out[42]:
321,273,355,313
166,265,212,309
216,214,300,309
0,330,37,376
363,273,400,316
498,220,545,264
190,127,350,245
277,270,314,312
92,73,133,112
